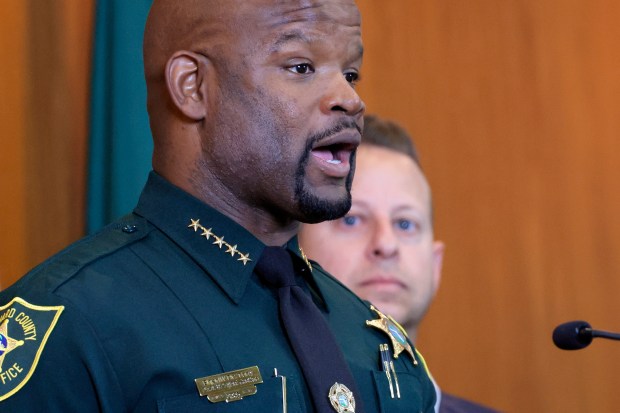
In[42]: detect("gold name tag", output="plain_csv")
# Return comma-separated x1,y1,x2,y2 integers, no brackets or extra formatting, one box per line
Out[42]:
195,366,263,403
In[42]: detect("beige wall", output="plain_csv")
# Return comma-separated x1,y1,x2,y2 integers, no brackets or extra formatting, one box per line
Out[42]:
2,1,620,411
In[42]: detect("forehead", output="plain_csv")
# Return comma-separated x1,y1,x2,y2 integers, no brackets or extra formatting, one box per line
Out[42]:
261,0,361,25
353,146,432,212
232,0,362,44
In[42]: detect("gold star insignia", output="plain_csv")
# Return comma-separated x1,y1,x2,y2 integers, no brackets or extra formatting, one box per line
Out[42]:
188,218,251,267
237,253,252,265
201,227,213,240
188,219,201,232
225,244,238,257
0,319,25,371
212,235,226,248
366,305,416,364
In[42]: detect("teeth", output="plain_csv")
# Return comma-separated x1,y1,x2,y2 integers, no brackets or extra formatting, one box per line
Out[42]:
327,159,342,165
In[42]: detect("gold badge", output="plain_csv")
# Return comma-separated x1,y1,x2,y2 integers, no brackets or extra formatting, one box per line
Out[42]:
0,297,64,401
366,305,417,364
195,366,263,403
329,382,355,412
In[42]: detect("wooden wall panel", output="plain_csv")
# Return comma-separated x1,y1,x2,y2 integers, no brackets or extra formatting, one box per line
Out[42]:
0,2,28,289
24,0,92,269
0,0,94,288
1,1,619,411
357,1,620,412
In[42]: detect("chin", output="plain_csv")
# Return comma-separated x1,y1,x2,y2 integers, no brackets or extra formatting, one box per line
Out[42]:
296,188,352,223
372,302,401,320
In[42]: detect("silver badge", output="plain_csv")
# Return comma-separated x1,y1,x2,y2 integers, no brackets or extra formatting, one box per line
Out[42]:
329,382,355,412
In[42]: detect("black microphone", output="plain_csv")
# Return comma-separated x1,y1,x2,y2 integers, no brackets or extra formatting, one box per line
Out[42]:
552,320,620,350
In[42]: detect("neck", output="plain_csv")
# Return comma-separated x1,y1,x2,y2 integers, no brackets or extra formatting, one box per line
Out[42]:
405,324,418,344
156,161,300,246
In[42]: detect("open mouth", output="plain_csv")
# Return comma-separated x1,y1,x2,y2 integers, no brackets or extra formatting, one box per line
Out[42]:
311,142,357,165
307,126,361,179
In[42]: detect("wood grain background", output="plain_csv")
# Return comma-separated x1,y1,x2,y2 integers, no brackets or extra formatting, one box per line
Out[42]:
1,1,619,411
0,0,92,286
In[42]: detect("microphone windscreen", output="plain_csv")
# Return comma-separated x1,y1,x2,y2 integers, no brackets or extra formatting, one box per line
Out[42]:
552,320,592,350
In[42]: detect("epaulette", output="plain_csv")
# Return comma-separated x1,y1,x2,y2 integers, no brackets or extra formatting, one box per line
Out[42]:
4,214,153,296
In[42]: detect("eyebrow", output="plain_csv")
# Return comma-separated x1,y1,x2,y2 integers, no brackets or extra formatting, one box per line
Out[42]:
351,201,426,215
269,30,363,62
269,30,313,54
354,43,364,59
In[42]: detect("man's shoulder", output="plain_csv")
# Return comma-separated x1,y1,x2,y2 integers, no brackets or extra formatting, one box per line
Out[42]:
310,260,366,301
309,260,378,319
440,391,501,413
0,214,154,302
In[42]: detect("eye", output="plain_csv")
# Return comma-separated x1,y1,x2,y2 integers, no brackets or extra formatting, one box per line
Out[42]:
395,219,419,233
288,63,315,75
344,71,360,84
342,215,360,227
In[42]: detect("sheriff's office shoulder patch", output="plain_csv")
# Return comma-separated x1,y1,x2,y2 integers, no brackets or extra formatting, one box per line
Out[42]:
0,297,63,401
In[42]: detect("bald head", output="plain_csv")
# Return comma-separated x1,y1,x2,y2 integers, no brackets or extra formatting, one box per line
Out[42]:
144,0,221,138
143,0,361,114
144,0,359,145
142,0,364,244
144,0,226,84
143,0,238,187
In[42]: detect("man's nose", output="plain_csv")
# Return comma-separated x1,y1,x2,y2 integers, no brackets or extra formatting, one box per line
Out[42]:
368,221,399,260
320,73,365,117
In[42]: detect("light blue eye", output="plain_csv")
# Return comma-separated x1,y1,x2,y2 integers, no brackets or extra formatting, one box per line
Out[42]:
397,219,414,231
343,215,358,226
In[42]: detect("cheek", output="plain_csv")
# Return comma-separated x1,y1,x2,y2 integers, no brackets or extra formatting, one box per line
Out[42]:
326,262,359,287
281,96,306,122
402,252,434,283
256,100,307,162
326,245,366,281
312,244,360,281
257,83,305,129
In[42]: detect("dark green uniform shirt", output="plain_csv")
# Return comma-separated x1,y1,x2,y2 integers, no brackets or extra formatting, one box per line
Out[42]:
0,172,436,412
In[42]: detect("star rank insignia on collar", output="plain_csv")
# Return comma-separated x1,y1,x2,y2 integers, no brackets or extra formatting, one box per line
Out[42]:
225,244,238,257
366,305,417,365
188,219,252,265
189,218,201,232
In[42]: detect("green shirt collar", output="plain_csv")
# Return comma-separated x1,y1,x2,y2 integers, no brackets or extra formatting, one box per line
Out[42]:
134,172,327,309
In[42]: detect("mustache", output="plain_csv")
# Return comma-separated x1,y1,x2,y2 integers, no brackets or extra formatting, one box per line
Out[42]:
306,119,362,148
296,119,360,180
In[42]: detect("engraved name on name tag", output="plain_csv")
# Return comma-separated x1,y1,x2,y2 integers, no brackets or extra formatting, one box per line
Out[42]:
195,366,263,403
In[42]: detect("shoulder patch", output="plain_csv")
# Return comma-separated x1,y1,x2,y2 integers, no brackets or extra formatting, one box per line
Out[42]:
0,297,63,401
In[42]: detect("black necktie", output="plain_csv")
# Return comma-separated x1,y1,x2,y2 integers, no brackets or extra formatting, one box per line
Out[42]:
255,246,365,413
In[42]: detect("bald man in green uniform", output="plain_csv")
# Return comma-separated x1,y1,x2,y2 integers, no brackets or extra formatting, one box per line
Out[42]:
0,1,436,412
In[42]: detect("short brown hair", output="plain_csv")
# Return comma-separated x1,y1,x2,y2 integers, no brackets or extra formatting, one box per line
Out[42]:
362,114,434,223
362,114,420,166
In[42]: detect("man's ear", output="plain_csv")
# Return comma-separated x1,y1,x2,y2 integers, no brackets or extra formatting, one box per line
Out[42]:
431,240,445,297
165,51,208,120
